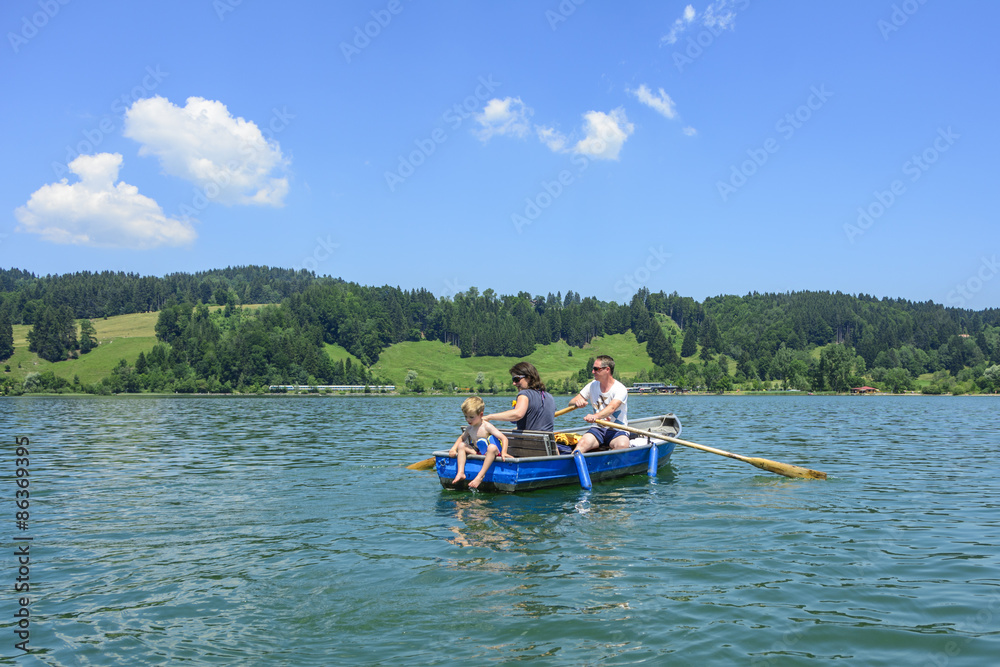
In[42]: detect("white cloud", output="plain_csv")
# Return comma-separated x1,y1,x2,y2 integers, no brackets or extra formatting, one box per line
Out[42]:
124,96,289,206
703,0,738,30
536,125,568,152
14,153,196,249
572,108,634,160
661,1,741,45
630,84,677,119
476,99,632,161
663,4,696,44
475,97,532,141
532,109,634,160
683,126,698,136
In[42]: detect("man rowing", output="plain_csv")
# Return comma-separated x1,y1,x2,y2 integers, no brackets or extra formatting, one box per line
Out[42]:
568,354,630,452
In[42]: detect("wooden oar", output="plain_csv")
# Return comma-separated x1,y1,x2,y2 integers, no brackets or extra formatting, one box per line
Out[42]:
594,419,827,480
554,404,578,418
405,404,579,471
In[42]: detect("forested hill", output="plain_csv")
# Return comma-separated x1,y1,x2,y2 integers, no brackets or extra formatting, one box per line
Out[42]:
0,266,316,319
1,266,999,382
694,291,1000,369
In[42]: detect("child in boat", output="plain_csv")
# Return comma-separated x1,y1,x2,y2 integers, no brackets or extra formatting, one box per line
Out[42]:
450,396,509,489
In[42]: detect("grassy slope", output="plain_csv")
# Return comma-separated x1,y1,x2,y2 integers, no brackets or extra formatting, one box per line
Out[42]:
3,307,285,386
7,313,160,385
3,309,679,389
372,332,654,387
323,342,363,366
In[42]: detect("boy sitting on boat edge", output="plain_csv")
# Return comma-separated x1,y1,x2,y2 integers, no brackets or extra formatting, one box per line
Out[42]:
449,396,509,489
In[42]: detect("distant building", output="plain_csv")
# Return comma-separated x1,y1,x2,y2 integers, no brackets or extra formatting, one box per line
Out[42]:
850,386,879,394
268,385,396,392
629,382,686,394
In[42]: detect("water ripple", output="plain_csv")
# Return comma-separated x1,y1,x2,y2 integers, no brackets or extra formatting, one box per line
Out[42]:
2,395,999,664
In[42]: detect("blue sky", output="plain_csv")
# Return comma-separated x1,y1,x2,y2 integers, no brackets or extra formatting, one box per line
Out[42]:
3,0,998,309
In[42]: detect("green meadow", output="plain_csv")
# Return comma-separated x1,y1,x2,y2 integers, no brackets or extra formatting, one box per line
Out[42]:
6,312,160,386
4,310,682,391
2,308,944,394
3,305,272,387
371,332,660,388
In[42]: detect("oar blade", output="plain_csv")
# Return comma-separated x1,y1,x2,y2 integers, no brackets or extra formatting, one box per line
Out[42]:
747,457,827,480
406,457,437,471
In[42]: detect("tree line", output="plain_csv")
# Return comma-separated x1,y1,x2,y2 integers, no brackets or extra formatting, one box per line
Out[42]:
0,266,316,323
2,266,999,394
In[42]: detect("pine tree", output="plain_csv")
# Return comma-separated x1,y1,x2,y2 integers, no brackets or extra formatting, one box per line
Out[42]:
645,320,671,367
79,319,98,354
27,307,67,362
0,310,13,361
630,290,652,342
135,351,148,374
664,334,682,368
698,318,721,355
681,326,698,358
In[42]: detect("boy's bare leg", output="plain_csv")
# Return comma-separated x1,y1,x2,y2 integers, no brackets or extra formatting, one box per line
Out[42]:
452,447,469,484
469,445,498,489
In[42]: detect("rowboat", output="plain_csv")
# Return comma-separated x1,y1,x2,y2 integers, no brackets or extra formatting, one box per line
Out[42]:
433,414,682,492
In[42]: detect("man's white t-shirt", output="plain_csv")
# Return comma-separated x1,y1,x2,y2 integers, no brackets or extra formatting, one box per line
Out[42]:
580,379,628,426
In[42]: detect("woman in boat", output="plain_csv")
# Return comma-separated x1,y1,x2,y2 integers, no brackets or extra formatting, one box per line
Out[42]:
484,362,556,432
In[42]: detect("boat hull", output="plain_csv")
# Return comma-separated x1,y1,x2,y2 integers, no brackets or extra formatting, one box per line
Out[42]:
434,414,681,493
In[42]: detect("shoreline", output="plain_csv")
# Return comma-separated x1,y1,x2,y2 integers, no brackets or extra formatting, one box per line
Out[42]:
3,391,996,398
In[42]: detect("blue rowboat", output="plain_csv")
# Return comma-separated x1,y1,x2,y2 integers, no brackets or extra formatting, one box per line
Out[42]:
433,414,681,493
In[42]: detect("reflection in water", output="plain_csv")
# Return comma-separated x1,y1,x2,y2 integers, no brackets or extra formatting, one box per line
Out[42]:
436,494,571,556
441,497,514,551
435,482,650,605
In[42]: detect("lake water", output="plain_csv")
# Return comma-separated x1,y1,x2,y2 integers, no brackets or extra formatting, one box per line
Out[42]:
1,394,998,665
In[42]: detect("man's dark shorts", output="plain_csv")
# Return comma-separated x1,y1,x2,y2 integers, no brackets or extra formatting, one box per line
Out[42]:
585,425,630,448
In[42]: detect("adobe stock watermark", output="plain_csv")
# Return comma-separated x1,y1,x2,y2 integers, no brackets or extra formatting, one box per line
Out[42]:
545,0,587,31
213,0,246,21
176,105,294,223
293,234,340,273
8,0,72,54
340,0,412,63
441,277,468,299
614,246,672,298
826,521,906,582
947,255,998,308
672,0,751,74
51,65,169,180
716,84,833,203
920,591,1000,667
749,623,806,667
878,0,930,40
510,154,591,234
843,126,958,244
384,75,501,192
751,522,905,667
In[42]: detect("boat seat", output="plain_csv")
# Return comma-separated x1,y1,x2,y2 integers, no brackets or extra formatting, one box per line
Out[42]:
644,425,679,438
502,430,557,458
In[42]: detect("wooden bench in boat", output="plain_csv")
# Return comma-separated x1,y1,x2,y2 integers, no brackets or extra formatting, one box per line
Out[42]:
498,429,626,456
501,430,557,458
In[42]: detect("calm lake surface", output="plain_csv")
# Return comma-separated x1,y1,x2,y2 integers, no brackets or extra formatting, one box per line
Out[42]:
1,394,998,665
